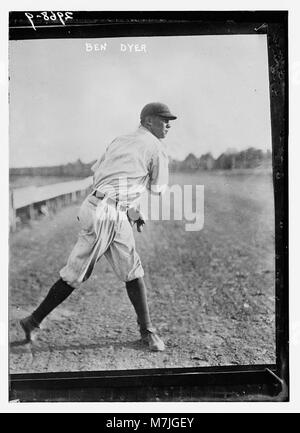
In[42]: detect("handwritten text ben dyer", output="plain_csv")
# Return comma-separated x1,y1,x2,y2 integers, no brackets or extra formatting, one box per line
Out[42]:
85,42,147,53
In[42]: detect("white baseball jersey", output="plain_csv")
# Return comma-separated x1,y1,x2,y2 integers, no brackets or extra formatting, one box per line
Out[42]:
60,125,169,286
91,125,169,206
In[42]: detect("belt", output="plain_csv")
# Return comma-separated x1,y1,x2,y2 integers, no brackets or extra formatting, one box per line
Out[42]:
92,190,128,212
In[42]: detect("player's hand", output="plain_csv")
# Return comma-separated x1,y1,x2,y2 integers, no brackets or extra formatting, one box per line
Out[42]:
136,218,145,233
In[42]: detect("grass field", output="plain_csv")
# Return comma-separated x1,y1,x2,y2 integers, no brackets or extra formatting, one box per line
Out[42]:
9,170,275,373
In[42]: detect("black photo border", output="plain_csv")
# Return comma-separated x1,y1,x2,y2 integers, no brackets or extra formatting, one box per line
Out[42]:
8,10,288,402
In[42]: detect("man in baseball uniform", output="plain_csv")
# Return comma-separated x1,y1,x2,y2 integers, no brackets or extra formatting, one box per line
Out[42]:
20,102,177,352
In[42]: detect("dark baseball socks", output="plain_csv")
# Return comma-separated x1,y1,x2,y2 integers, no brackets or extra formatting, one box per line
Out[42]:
26,277,151,330
31,278,75,325
125,277,153,332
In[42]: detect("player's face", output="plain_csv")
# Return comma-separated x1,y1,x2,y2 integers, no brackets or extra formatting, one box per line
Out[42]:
149,116,171,139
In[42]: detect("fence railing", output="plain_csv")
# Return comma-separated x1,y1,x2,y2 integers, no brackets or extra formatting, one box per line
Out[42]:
9,176,93,231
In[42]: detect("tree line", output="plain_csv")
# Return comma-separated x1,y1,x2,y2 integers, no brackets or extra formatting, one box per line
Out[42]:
10,158,96,177
169,148,272,171
10,148,272,177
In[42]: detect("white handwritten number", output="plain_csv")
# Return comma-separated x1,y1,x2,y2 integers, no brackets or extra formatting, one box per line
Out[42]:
49,11,57,21
24,11,73,30
41,12,50,21
25,12,36,30
65,12,73,21
57,12,65,26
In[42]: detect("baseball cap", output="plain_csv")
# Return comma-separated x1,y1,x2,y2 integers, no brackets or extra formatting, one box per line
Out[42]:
140,102,177,121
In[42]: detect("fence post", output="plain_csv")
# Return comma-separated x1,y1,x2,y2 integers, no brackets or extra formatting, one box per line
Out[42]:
9,190,17,232
28,204,35,220
46,200,52,213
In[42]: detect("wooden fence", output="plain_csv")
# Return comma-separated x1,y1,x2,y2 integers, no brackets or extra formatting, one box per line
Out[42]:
9,177,93,231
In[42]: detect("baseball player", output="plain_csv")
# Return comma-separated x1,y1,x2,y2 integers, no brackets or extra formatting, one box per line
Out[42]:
20,102,177,352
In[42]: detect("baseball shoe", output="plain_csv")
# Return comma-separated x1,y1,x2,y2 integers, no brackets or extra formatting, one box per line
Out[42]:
140,328,165,352
20,315,40,342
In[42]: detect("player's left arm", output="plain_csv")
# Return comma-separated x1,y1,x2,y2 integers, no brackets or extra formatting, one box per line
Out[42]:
147,145,169,196
128,144,169,233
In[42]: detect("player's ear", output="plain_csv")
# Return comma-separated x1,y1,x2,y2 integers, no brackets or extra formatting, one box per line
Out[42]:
144,115,153,128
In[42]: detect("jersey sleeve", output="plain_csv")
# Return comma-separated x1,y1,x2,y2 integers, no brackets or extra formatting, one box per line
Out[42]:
91,153,105,174
90,140,114,187
147,145,169,195
91,138,116,176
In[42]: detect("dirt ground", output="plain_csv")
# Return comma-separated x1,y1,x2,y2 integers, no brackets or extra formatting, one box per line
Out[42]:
9,171,276,373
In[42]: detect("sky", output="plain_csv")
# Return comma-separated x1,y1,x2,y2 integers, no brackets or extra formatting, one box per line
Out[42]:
9,35,272,167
